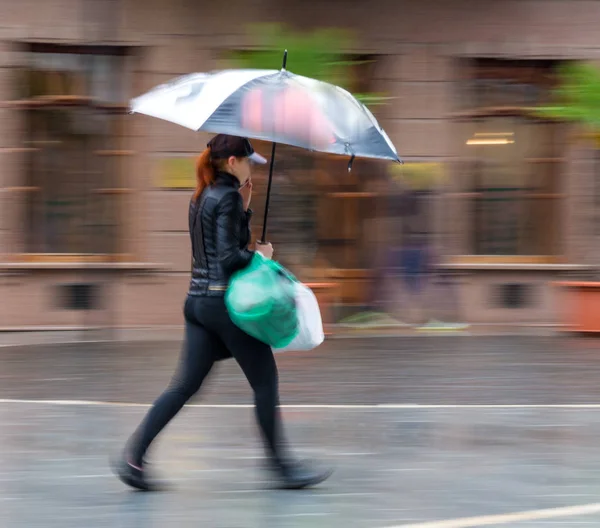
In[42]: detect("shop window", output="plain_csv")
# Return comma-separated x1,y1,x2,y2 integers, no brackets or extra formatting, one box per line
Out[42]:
14,44,131,258
455,59,565,257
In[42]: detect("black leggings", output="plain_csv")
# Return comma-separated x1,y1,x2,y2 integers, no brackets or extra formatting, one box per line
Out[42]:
128,295,286,467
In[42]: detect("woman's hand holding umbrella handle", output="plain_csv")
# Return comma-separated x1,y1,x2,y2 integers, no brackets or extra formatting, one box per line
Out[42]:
256,242,273,260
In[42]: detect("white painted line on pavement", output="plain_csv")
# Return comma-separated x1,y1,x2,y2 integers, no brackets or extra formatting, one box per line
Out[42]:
3,399,600,410
0,399,150,407
382,502,600,528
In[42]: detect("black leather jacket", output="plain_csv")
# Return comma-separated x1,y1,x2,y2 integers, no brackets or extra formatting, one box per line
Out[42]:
188,171,254,296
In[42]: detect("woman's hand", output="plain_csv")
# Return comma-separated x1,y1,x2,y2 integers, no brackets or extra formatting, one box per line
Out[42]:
240,179,252,211
256,242,273,260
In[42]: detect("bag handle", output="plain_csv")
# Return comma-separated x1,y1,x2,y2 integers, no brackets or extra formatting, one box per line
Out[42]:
252,252,298,284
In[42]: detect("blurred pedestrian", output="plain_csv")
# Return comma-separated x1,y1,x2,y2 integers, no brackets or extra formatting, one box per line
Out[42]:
113,134,332,491
413,245,469,332
338,173,408,329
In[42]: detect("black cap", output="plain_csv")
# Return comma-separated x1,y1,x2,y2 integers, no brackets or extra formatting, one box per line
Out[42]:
207,134,267,164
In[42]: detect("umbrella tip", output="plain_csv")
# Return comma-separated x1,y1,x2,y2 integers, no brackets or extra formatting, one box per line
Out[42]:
282,49,288,70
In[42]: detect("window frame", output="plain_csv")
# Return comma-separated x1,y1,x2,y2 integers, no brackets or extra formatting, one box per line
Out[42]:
450,58,567,262
5,43,133,264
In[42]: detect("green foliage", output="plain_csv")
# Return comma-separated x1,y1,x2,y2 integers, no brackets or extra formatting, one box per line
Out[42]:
535,62,600,130
226,23,388,106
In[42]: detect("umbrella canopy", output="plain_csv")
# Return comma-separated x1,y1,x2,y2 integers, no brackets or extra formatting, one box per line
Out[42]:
130,68,400,163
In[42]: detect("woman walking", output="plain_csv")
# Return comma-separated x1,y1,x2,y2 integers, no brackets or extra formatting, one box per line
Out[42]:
114,134,332,490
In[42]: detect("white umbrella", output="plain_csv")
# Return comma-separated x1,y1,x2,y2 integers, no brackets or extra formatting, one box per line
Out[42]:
130,51,402,239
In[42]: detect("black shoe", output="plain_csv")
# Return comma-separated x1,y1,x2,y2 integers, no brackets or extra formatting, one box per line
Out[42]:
268,459,333,490
110,455,167,492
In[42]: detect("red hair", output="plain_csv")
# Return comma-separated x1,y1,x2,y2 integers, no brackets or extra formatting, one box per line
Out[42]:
193,146,216,201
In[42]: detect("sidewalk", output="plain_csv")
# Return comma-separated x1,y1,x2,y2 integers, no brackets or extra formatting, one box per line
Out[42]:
0,323,564,347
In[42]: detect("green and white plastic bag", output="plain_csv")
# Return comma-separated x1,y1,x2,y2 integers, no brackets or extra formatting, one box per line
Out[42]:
225,252,324,352
225,252,299,349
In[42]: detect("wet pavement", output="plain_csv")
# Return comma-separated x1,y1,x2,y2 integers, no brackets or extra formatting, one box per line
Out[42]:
2,336,600,526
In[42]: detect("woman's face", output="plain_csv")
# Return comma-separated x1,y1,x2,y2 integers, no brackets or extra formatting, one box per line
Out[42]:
227,156,252,185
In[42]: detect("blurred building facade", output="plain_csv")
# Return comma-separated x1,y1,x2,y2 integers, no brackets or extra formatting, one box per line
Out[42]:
1,0,599,329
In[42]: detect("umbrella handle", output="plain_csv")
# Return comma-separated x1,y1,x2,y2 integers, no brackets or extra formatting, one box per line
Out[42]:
259,141,278,243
